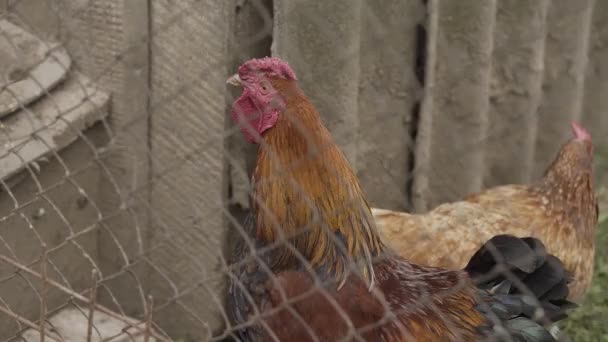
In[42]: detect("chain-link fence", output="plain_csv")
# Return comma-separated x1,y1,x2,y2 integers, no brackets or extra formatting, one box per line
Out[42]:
0,0,606,341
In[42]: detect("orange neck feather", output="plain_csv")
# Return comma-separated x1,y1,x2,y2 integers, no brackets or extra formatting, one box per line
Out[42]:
250,79,384,285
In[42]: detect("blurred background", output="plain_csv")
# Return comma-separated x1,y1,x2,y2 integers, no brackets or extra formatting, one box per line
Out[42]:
0,0,606,340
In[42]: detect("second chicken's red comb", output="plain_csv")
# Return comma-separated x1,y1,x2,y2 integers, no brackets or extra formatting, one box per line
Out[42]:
571,121,592,141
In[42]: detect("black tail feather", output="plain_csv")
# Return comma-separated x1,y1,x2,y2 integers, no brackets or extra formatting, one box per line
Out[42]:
504,317,555,342
465,235,546,279
466,235,577,341
514,255,566,300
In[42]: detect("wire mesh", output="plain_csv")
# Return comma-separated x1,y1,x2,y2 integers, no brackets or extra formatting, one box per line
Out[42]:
0,0,604,341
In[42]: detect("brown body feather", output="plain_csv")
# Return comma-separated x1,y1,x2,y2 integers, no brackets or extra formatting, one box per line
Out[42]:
262,259,484,342
373,137,597,302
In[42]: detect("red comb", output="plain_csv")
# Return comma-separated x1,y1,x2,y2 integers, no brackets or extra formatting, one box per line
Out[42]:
571,121,592,141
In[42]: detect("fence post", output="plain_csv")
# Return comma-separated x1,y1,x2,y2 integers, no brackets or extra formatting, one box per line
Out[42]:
94,0,152,320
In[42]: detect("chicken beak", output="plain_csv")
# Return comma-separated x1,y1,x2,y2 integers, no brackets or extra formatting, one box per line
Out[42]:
226,74,242,87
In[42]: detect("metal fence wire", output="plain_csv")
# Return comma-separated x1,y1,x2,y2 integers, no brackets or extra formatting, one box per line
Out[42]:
0,0,606,341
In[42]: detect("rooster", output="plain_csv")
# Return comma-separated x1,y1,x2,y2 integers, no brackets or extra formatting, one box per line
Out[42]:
372,123,597,302
225,57,575,341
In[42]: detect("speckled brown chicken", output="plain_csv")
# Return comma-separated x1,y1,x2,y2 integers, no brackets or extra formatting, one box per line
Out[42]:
373,123,597,302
